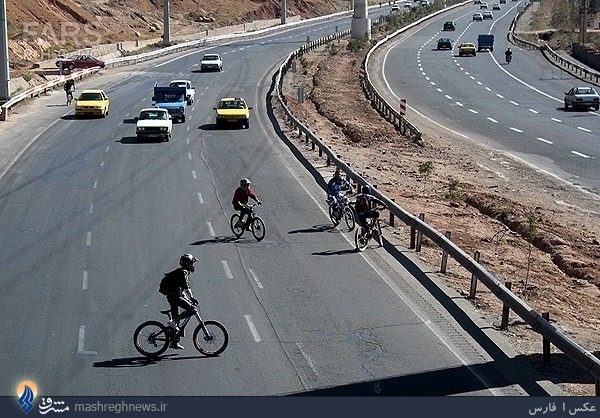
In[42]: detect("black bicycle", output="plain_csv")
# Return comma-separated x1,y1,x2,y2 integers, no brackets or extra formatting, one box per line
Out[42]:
66,90,74,106
230,203,265,241
133,300,228,357
327,193,356,231
355,204,387,252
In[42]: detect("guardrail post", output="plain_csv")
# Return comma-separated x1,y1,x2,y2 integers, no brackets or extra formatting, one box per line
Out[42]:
311,140,315,151
440,231,451,273
326,156,331,166
542,312,551,363
500,281,512,329
468,251,480,299
389,199,395,227
318,148,322,158
415,213,424,252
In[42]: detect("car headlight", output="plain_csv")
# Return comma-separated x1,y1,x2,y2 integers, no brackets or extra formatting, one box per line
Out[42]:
137,127,145,131
160,127,167,131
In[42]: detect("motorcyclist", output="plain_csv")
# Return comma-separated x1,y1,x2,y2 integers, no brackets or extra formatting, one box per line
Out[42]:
505,47,512,63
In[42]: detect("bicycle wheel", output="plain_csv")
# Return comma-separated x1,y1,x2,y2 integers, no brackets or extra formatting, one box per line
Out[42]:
193,320,229,356
355,227,369,252
343,206,356,231
133,321,170,357
230,214,244,238
375,219,383,247
251,216,266,241
329,206,341,226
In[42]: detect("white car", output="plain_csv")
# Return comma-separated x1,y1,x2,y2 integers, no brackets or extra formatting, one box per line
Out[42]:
492,2,501,9
473,13,483,21
200,53,223,72
169,79,195,105
391,5,400,11
136,108,172,141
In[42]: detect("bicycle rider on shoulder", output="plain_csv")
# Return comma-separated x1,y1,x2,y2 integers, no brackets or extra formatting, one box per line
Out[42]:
327,168,354,209
160,254,199,350
64,79,75,104
354,185,387,229
232,178,261,229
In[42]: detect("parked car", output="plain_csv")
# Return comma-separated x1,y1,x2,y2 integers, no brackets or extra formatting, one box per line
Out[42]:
443,21,456,31
56,55,105,71
458,42,477,57
473,13,483,21
482,11,494,19
74,89,109,117
214,97,252,129
564,87,600,110
437,38,452,50
200,54,223,72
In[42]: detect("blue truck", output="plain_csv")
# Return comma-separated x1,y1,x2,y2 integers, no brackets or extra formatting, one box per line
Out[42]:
477,34,494,52
152,85,187,123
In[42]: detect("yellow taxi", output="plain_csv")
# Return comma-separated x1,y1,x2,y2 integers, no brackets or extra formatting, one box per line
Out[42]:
458,42,477,57
213,97,252,129
75,89,110,117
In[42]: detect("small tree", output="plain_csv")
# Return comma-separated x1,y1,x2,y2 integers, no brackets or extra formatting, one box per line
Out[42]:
418,161,435,194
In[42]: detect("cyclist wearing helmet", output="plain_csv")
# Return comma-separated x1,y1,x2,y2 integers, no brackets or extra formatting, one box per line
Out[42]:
232,178,261,229
354,185,386,228
159,253,199,349
327,168,354,208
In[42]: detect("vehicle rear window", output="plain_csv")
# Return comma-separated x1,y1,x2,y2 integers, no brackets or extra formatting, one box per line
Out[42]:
79,93,103,101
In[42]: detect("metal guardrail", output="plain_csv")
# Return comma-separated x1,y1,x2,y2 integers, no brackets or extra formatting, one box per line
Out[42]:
274,5,600,385
0,68,100,120
510,3,600,85
0,8,356,120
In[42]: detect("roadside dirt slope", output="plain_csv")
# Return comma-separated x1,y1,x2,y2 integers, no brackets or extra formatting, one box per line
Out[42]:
280,37,600,396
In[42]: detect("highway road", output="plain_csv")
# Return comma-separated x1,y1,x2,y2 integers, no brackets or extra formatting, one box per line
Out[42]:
375,1,600,195
0,6,556,397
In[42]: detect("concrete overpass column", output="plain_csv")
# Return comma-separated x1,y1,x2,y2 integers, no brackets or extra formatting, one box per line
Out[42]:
351,0,371,40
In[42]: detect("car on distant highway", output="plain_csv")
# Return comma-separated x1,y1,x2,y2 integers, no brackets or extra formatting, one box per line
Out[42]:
458,42,477,57
200,53,223,72
480,2,488,8
75,89,109,117
437,38,452,50
473,13,483,21
136,108,172,142
564,86,600,110
391,4,401,11
56,54,105,71
214,97,252,129
483,10,494,19
492,2,501,9
443,21,456,31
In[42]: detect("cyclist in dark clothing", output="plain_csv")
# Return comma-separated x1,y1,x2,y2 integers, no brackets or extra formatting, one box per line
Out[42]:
160,254,199,349
354,185,387,228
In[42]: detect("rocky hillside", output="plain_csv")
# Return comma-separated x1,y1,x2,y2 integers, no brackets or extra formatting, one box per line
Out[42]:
6,0,349,64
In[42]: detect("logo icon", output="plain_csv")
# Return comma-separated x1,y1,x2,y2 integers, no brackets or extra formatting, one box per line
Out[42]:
17,381,37,414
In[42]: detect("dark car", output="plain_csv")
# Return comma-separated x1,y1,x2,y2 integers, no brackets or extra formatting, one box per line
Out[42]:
437,38,452,50
443,21,455,31
55,54,105,71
